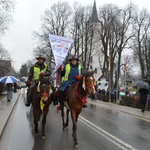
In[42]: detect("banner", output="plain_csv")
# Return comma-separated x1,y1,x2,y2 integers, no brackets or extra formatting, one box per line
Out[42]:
49,34,73,73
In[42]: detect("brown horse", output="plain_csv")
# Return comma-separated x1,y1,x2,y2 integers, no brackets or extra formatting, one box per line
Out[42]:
31,76,52,139
59,71,96,148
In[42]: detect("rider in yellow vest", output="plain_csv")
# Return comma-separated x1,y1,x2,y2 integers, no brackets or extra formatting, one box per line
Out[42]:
58,56,84,110
25,55,51,107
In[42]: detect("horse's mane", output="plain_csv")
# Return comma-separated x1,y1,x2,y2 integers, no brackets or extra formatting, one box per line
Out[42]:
40,76,51,85
84,71,94,77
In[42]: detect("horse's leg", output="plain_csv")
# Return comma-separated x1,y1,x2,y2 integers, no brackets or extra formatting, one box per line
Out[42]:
71,111,79,148
64,109,69,129
41,108,49,139
33,108,39,134
60,107,66,130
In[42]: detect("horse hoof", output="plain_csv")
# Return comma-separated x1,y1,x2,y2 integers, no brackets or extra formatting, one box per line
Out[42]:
42,136,46,140
74,144,79,149
63,127,68,131
32,129,39,135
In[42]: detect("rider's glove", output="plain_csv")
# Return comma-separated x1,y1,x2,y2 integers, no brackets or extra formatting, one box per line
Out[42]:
26,81,31,87
75,75,82,80
39,72,45,76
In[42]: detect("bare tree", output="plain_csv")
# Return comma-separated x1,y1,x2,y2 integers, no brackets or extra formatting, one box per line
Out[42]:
0,44,12,76
71,2,98,70
132,8,150,79
0,0,15,36
33,1,72,70
97,4,122,89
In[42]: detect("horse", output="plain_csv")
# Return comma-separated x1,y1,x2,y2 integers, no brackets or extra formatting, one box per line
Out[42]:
31,76,53,139
58,71,96,148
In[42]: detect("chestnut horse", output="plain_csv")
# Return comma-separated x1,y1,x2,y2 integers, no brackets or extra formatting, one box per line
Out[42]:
31,76,52,139
59,71,96,148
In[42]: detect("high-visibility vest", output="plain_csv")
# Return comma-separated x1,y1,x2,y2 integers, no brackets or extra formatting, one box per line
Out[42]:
33,64,47,80
63,64,82,81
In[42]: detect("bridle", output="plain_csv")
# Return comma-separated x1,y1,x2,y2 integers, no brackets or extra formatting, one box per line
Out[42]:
75,74,95,101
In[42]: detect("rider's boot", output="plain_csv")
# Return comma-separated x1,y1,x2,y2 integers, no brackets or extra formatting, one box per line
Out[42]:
25,87,32,107
58,90,64,110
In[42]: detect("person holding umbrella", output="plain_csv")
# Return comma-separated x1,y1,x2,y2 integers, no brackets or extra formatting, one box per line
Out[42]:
6,83,14,102
135,81,150,112
0,75,18,102
139,88,149,112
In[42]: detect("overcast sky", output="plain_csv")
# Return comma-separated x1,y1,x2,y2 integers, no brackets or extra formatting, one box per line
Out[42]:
1,0,150,72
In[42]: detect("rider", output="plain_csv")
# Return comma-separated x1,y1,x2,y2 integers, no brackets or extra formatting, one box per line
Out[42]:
25,55,51,107
58,56,85,110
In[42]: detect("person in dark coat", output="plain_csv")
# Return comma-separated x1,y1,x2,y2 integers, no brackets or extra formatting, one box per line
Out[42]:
58,56,83,109
6,83,14,102
139,88,149,112
14,82,17,93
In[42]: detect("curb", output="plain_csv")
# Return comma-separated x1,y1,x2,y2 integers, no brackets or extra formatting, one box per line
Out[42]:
0,92,20,139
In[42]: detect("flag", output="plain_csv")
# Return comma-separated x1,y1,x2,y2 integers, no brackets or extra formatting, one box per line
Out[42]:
49,34,73,74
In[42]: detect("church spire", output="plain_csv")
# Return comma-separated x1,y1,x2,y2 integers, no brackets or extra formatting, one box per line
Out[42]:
91,0,98,22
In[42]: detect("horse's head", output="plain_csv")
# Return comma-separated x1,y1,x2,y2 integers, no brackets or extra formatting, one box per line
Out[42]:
82,71,96,94
37,76,52,103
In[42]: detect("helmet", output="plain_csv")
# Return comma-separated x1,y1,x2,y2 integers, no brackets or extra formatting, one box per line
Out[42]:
36,55,46,61
69,56,79,61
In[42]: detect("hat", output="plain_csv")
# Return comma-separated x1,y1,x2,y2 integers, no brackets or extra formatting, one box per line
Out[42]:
36,55,46,61
69,56,79,61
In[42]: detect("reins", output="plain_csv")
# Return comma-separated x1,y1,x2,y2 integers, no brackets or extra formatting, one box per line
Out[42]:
75,82,86,101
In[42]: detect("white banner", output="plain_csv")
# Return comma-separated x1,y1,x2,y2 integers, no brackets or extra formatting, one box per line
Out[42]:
49,34,73,73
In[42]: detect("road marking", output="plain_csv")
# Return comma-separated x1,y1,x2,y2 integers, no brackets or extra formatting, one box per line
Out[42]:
79,116,138,150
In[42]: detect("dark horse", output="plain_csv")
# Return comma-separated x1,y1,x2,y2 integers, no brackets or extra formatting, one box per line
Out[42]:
58,71,96,148
31,76,53,139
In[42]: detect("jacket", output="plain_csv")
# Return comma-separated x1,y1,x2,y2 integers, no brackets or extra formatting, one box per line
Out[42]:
59,63,83,91
27,62,51,82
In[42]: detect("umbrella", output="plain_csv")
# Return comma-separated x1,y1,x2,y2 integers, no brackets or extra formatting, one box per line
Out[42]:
135,81,150,89
119,92,125,96
0,76,19,83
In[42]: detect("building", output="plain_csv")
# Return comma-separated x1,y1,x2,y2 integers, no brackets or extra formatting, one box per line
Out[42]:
88,0,104,81
0,60,16,77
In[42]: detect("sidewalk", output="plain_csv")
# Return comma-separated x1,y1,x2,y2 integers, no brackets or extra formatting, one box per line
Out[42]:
0,91,20,139
87,98,150,122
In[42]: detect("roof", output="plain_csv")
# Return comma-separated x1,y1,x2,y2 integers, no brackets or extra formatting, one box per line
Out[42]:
97,74,108,81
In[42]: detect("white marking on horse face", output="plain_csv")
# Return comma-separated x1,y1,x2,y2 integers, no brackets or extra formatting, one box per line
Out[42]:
90,77,93,80
88,76,96,94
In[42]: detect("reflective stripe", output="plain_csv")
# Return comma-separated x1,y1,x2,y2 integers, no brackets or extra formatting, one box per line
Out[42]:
33,64,47,80
63,64,70,81
63,64,82,81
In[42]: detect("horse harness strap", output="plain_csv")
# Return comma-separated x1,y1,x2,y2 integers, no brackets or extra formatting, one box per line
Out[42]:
75,82,86,103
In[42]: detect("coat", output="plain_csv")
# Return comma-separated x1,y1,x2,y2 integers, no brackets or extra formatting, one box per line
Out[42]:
139,88,149,105
27,62,51,82
59,63,83,91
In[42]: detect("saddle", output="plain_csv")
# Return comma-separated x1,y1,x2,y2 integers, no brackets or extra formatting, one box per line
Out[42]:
62,84,75,110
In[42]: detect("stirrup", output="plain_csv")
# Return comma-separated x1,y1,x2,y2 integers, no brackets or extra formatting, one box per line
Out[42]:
64,101,70,110
25,101,30,107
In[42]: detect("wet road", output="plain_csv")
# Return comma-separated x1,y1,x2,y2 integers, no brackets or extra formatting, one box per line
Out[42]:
0,90,150,150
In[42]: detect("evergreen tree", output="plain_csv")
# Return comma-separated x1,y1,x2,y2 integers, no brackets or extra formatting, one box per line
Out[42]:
19,64,28,77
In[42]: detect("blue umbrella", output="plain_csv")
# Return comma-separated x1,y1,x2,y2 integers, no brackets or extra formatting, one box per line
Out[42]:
0,76,19,83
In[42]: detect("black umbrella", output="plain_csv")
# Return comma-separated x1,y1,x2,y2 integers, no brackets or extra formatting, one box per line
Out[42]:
135,81,150,89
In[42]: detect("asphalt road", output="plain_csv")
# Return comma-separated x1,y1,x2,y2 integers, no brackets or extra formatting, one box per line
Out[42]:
0,89,150,150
